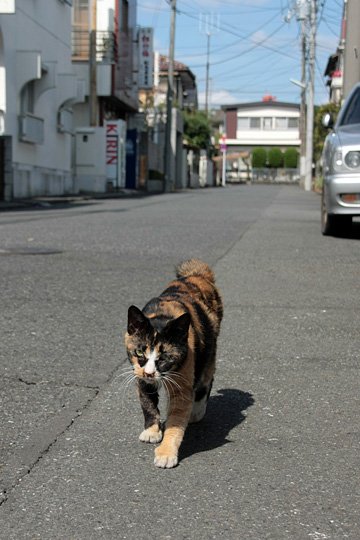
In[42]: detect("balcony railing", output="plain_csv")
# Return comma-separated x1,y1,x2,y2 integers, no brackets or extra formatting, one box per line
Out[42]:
71,30,118,64
19,114,44,144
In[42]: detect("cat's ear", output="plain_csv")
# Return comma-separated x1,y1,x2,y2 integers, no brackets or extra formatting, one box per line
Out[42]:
163,312,190,343
127,305,151,336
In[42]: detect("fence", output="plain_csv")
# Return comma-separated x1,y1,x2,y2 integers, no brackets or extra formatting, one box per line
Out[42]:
251,168,300,184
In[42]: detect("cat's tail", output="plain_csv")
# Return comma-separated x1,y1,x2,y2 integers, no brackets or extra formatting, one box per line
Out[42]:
176,259,215,284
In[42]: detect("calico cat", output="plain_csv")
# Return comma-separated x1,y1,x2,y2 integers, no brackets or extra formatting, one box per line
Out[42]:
125,259,223,468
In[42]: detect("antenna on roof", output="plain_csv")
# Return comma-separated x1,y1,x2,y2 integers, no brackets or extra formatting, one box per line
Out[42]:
199,12,220,114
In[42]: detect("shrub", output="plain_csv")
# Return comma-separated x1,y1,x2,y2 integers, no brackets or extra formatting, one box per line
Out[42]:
252,147,267,168
148,169,164,180
283,148,298,168
183,110,211,149
268,147,284,168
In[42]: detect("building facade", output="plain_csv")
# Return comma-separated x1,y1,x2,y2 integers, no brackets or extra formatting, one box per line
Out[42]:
138,53,198,191
223,100,300,154
0,0,82,200
71,0,140,192
0,0,140,201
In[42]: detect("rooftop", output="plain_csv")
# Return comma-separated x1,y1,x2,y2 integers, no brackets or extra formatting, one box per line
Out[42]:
222,101,300,111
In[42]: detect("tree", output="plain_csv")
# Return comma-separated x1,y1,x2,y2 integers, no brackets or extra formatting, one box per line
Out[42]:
183,110,211,149
313,102,340,164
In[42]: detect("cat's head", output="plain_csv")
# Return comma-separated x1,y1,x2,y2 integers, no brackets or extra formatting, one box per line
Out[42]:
125,305,190,383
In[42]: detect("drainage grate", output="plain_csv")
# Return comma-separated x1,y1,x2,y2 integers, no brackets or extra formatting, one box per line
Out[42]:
0,247,63,256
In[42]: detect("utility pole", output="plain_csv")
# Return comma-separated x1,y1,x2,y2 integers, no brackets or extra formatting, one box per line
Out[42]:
89,0,97,127
205,32,210,114
164,0,177,193
304,0,316,191
296,0,307,187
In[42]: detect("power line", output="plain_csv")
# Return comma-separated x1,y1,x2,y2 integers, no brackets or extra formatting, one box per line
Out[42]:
180,8,297,65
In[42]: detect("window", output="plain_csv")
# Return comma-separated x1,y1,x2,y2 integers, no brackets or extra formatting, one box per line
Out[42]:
250,117,260,129
275,117,299,129
237,115,299,131
73,0,89,30
237,117,261,130
72,0,89,58
275,117,287,129
340,89,360,126
237,117,250,129
288,117,299,129
263,117,272,130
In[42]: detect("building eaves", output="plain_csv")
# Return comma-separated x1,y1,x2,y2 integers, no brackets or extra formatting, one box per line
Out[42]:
159,54,196,92
221,101,300,111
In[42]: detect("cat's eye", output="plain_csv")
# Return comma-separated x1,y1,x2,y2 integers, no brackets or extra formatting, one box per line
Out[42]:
135,349,144,357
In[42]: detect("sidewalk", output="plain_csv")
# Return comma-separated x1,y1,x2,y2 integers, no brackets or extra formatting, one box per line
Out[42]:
0,189,148,211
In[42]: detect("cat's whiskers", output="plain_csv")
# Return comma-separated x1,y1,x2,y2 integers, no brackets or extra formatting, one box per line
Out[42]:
161,377,171,404
167,371,187,384
115,372,137,411
122,374,136,391
161,374,182,395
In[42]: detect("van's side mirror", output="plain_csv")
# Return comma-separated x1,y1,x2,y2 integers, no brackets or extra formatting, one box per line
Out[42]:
322,113,334,129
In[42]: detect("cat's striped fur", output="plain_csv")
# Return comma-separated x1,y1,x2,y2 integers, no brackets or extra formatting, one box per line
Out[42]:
125,259,223,468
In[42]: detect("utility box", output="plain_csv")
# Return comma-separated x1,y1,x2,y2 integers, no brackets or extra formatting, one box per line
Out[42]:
75,127,106,193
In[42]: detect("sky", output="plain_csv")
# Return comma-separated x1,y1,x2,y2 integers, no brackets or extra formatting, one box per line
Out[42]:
136,0,344,108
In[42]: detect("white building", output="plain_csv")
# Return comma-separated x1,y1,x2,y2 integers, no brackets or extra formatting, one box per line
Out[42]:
0,0,83,201
222,99,300,152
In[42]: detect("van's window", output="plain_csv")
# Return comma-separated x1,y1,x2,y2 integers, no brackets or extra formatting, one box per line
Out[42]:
340,89,360,125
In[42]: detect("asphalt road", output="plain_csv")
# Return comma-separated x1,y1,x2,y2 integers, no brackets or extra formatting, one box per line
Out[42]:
0,185,359,539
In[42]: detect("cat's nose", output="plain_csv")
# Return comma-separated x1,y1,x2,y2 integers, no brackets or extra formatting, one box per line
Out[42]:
144,353,157,376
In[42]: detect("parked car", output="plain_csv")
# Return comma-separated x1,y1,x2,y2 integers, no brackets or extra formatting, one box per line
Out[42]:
321,83,360,235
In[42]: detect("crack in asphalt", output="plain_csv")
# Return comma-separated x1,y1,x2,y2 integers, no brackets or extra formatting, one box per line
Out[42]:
0,363,123,506
0,389,99,507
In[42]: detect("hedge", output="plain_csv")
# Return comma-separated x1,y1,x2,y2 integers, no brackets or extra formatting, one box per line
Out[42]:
252,147,267,168
283,148,298,168
268,147,284,168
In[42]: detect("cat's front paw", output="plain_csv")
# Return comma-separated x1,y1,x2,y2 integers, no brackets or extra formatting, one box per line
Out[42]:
139,426,163,444
154,447,178,468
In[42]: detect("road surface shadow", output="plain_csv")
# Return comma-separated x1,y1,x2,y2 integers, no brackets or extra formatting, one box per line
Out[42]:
179,388,254,462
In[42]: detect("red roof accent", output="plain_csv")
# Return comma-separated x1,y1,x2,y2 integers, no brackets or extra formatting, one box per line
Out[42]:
262,95,277,102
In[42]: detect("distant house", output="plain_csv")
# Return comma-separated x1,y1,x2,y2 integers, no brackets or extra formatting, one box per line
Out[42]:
222,98,301,154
